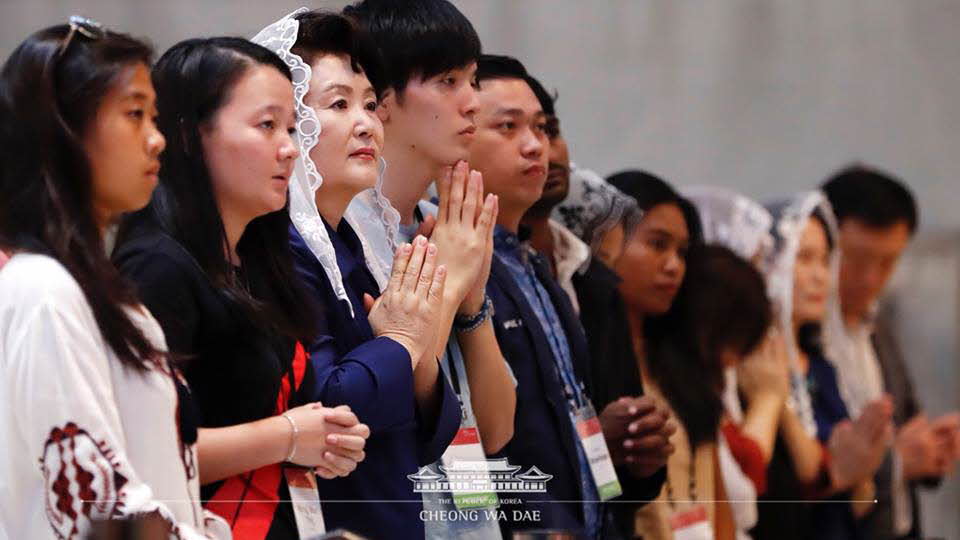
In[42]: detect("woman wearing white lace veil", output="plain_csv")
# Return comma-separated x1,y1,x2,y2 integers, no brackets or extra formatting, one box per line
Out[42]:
764,192,838,436
754,190,892,540
253,10,463,539
683,186,783,540
684,185,776,420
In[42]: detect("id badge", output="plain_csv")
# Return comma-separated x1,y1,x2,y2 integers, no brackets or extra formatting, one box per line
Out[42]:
439,424,500,510
573,403,623,501
669,505,713,540
284,466,326,539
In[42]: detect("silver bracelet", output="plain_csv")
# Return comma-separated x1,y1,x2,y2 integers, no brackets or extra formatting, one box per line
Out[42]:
281,412,298,462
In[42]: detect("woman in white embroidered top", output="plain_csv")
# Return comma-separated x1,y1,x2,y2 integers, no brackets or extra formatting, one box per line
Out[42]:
0,19,230,540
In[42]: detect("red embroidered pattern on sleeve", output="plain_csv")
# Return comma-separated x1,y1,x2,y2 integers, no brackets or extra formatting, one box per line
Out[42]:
39,422,189,540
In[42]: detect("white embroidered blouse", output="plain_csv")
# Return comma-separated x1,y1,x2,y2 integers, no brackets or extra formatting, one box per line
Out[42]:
0,253,230,540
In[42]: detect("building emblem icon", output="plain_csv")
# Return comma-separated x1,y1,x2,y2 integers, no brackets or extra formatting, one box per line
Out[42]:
408,458,552,493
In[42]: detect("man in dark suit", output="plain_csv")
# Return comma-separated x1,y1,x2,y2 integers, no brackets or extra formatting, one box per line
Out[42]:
518,74,678,538
823,165,960,539
468,54,673,539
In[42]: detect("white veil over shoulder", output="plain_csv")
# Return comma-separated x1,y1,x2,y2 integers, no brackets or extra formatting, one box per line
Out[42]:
252,8,354,315
765,190,844,436
342,160,402,292
255,9,402,300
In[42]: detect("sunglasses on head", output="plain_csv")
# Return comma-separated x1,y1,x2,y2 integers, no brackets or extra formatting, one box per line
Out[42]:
56,15,105,59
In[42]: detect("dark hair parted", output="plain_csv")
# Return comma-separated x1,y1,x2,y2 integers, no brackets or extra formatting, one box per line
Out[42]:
0,24,160,370
293,10,386,99
343,0,481,96
606,170,730,446
821,164,918,234
123,37,315,343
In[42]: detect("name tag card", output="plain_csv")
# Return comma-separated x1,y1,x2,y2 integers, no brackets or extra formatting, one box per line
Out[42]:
285,466,326,539
669,505,713,540
573,403,623,501
440,425,500,510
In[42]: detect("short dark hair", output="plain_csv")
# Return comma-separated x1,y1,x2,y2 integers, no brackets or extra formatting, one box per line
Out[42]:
0,22,160,370
343,0,481,96
293,10,386,99
481,55,562,139
476,54,553,114
526,76,555,119
125,37,315,343
821,164,918,234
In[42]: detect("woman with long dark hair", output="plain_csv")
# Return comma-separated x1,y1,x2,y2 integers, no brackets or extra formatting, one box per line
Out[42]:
682,243,780,540
684,186,788,539
607,170,738,539
114,37,371,538
0,19,228,538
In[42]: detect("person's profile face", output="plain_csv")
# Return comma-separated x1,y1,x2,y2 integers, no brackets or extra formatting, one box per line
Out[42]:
468,77,548,215
792,216,831,326
837,218,911,321
542,123,571,205
615,202,689,316
85,62,165,225
306,53,384,199
381,62,479,168
200,64,298,222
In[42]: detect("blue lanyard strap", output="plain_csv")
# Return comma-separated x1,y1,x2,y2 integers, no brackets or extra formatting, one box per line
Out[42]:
522,264,587,411
444,339,474,425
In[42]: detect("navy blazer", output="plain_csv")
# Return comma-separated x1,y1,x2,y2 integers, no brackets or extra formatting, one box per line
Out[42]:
486,249,595,536
290,221,460,540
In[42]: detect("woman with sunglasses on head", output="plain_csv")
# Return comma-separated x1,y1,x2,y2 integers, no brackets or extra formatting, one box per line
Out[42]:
0,18,229,539
114,37,371,539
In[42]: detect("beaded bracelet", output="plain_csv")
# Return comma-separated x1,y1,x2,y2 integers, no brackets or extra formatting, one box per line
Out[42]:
454,295,494,333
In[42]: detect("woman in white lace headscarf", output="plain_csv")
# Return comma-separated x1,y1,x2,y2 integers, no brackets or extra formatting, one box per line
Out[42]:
765,192,842,437
253,10,462,540
754,191,892,539
684,186,777,418
683,186,783,540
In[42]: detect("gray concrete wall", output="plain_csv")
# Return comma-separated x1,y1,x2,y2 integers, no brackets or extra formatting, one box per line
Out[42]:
2,1,958,536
